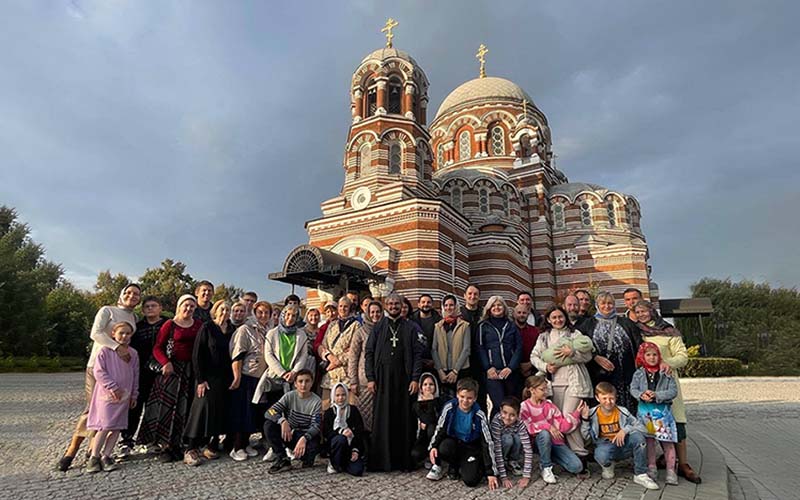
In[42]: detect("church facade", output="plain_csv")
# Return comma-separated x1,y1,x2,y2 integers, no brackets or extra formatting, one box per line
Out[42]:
273,29,659,311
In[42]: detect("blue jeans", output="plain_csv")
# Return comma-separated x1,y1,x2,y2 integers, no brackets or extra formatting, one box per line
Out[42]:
593,430,648,475
535,432,582,473
501,432,522,463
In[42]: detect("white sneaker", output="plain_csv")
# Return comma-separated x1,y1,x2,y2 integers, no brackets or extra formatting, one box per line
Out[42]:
229,449,248,462
286,449,295,461
426,464,444,481
634,473,660,490
327,463,337,474
244,446,259,457
601,463,615,479
541,466,557,484
262,448,277,462
665,470,678,485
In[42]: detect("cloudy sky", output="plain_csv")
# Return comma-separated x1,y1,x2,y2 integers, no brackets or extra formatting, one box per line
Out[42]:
2,1,798,302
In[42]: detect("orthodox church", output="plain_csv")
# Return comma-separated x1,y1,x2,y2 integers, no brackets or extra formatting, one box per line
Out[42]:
271,20,659,311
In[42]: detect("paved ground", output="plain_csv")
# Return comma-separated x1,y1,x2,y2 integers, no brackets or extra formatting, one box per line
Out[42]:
4,374,793,499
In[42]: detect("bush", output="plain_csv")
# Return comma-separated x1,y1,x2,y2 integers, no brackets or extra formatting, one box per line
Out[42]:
682,357,744,377
0,356,85,373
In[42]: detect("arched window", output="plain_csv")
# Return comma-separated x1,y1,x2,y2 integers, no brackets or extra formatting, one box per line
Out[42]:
520,134,532,157
389,143,402,174
552,202,565,229
624,202,632,225
490,126,505,155
607,200,618,227
580,201,593,226
436,143,445,168
501,192,510,216
451,187,462,211
388,77,403,115
367,86,377,117
415,149,423,179
478,188,489,214
458,130,471,161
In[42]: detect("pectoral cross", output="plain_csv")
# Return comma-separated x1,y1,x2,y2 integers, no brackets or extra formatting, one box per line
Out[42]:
476,44,488,78
382,18,399,48
390,332,399,348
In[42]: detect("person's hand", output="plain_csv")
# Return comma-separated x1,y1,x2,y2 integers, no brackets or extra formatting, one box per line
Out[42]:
518,477,530,489
281,420,292,442
546,363,558,374
499,367,512,379
594,355,615,372
487,367,498,380
162,361,174,377
438,369,448,381
350,450,359,462
293,436,306,458
326,354,340,371
350,384,359,396
129,398,137,409
115,344,131,362
429,448,438,464
110,388,123,402
659,362,672,376
408,381,418,395
282,371,294,382
343,428,354,439
196,382,209,398
367,381,376,394
419,422,427,430
612,429,627,447
576,400,588,416
555,345,573,359
549,425,563,441
488,476,499,490
640,391,652,402
502,478,513,489
229,376,241,390
446,371,457,384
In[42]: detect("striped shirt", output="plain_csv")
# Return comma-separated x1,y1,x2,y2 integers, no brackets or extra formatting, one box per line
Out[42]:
266,390,322,440
490,413,534,479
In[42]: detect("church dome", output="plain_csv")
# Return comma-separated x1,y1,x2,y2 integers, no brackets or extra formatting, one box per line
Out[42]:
360,47,418,66
435,77,534,120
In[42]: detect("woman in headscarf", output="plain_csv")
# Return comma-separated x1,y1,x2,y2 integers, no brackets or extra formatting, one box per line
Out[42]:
633,300,701,484
348,300,383,434
58,283,142,471
228,300,271,461
582,291,640,412
478,295,522,417
182,300,234,466
138,294,202,462
304,307,321,373
317,297,360,409
431,294,471,400
322,382,366,476
230,301,248,328
254,303,309,408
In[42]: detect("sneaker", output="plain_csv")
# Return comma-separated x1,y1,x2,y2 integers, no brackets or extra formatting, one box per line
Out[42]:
447,465,460,480
262,448,277,462
202,447,220,460
541,466,557,484
184,450,202,467
601,463,615,479
268,456,292,474
229,449,248,462
508,461,523,477
85,456,102,473
665,470,678,485
423,459,433,470
633,473,660,490
327,463,337,474
647,466,658,480
426,464,444,481
116,444,133,458
57,455,74,472
101,455,119,472
286,448,295,461
245,445,259,457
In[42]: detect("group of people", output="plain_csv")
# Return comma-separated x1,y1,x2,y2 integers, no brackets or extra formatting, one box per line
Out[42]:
57,280,700,492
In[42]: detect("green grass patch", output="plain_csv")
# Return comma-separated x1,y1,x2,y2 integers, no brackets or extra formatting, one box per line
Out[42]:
0,356,86,373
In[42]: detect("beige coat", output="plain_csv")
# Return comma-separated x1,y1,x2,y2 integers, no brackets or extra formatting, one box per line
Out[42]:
530,328,594,398
348,323,371,388
643,334,689,423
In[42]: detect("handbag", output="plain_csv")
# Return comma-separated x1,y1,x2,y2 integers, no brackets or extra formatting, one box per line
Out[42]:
148,321,176,373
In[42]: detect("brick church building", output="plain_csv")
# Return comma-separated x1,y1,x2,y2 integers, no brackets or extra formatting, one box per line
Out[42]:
271,27,659,311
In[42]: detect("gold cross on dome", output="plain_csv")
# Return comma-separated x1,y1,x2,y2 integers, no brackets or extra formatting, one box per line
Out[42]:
476,44,488,78
382,18,399,48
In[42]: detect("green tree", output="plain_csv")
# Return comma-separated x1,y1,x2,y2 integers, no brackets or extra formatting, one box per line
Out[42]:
0,206,62,355
44,282,96,357
213,283,245,303
90,270,131,310
139,259,194,312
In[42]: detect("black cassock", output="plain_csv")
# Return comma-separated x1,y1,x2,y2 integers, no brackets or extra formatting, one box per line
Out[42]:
365,316,424,471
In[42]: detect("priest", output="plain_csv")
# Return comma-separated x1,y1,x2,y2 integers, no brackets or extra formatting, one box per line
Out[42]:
365,293,424,471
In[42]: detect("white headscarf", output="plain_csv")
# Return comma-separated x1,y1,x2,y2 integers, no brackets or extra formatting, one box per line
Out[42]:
175,294,197,316
331,382,351,443
116,284,142,310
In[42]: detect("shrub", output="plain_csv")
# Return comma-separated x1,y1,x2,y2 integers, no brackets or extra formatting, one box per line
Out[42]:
0,356,85,373
682,357,744,377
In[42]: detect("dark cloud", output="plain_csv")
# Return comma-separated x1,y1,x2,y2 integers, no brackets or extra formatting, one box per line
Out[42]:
2,1,798,301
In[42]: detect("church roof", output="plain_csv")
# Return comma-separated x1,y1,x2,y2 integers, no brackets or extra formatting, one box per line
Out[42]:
549,182,609,198
435,76,534,120
360,47,418,66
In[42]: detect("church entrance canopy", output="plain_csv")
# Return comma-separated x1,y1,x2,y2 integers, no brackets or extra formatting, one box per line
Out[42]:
269,244,384,291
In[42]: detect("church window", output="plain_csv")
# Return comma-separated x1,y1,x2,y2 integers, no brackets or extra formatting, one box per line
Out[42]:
552,202,565,229
490,126,505,155
580,201,593,226
451,187,462,211
458,131,471,161
607,200,618,227
624,202,632,225
388,77,403,115
436,143,445,168
479,188,489,214
367,86,377,116
389,143,402,174
359,145,371,176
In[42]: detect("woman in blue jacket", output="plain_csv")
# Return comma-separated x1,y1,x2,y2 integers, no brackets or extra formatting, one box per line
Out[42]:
478,296,522,417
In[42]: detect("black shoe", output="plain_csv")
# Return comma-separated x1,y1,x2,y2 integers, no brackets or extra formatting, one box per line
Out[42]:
57,455,74,472
158,450,176,463
268,457,292,474
447,466,460,480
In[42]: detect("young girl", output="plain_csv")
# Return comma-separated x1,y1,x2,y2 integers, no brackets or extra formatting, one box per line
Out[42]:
629,342,679,485
85,320,139,473
410,372,442,468
519,375,586,484
322,382,365,476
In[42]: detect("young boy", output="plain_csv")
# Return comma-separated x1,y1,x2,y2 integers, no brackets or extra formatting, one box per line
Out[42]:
580,382,659,490
426,378,499,489
490,397,533,489
264,369,322,473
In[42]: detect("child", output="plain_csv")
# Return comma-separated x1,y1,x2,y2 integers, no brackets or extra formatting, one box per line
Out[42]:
85,320,139,473
264,369,322,473
490,397,533,489
630,342,679,485
580,382,659,490
322,383,365,476
519,375,585,484
411,373,443,468
426,378,499,489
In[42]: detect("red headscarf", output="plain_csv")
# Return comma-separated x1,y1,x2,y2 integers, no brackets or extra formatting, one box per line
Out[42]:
635,341,662,373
